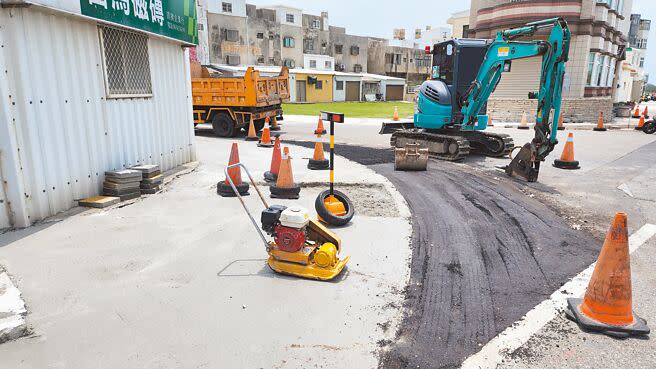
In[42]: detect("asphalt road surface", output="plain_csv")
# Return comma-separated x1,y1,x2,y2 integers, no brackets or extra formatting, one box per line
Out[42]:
290,141,601,369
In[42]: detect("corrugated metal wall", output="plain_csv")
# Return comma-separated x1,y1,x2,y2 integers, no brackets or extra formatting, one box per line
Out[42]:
0,7,196,229
491,58,542,98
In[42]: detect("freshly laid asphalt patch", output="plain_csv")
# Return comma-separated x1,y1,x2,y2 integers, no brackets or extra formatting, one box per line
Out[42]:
303,143,600,369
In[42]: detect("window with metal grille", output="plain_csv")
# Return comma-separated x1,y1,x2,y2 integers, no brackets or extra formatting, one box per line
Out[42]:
309,60,317,68
335,44,343,54
350,46,360,56
286,13,295,23
315,80,323,89
222,2,232,13
336,81,344,90
100,26,152,98
353,64,363,73
225,29,239,42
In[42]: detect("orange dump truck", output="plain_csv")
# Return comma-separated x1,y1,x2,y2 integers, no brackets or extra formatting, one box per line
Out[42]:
191,63,290,137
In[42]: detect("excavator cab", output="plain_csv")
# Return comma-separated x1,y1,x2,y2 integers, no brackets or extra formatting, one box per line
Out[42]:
425,39,489,128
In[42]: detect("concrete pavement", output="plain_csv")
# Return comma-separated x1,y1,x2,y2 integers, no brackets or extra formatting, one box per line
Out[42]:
0,136,412,369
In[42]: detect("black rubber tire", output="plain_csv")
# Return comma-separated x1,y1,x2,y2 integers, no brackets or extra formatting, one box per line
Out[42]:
307,159,329,170
517,126,530,130
217,182,249,197
553,159,580,170
593,127,607,132
212,113,236,138
315,189,355,227
264,171,278,183
643,121,656,134
270,184,301,199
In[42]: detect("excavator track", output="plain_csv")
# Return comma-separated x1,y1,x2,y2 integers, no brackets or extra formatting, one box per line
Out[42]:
390,129,471,161
459,131,514,157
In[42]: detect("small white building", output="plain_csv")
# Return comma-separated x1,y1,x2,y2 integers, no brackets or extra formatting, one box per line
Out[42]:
361,74,407,101
333,72,363,102
0,1,197,229
303,54,335,71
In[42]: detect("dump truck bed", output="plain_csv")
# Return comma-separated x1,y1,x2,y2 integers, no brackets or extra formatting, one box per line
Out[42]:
191,67,290,108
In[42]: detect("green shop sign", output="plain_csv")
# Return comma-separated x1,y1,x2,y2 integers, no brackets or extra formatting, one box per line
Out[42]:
80,0,197,44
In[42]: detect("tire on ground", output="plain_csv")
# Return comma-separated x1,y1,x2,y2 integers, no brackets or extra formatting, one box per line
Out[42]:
643,121,656,134
212,113,237,137
315,189,355,226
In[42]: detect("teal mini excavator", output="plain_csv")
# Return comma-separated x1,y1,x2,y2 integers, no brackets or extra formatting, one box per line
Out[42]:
381,18,570,182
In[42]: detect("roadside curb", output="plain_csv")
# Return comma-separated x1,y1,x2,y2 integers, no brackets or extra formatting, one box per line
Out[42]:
0,269,28,344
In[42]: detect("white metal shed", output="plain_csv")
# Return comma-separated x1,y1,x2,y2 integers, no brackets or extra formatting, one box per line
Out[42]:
0,3,197,229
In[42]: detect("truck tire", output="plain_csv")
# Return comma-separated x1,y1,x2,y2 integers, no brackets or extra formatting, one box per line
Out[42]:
212,113,236,138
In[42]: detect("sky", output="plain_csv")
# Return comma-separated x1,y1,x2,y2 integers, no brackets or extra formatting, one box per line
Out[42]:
249,0,656,82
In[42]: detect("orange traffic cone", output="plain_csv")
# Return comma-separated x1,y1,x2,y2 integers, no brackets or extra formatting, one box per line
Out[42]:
488,117,494,127
593,111,607,131
269,116,281,131
518,112,530,129
314,115,327,135
557,113,565,131
553,133,580,169
264,136,282,182
308,139,329,170
635,116,646,130
270,147,301,199
217,142,250,197
566,213,650,337
632,106,641,118
392,106,400,121
258,127,274,148
245,117,258,141
643,105,649,118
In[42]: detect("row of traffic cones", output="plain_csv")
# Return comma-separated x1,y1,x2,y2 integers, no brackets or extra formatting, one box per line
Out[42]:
632,105,649,119
218,138,301,199
245,116,280,143
516,112,565,130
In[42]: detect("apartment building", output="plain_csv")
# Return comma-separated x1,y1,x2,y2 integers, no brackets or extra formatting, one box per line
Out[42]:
625,13,650,100
367,39,433,83
447,9,471,39
206,3,368,72
469,0,633,122
329,26,370,73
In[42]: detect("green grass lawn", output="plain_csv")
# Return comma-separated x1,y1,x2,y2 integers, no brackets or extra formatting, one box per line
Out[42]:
282,102,415,119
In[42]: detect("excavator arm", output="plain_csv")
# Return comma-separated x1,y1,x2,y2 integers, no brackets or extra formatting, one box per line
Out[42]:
461,18,571,182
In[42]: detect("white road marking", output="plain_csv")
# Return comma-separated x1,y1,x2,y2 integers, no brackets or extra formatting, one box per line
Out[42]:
461,223,656,369
617,183,634,198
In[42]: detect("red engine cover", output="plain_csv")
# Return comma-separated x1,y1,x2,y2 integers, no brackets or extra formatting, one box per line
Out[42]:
273,224,306,252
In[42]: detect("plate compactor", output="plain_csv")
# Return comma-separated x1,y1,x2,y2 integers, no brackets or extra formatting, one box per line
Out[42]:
225,163,349,281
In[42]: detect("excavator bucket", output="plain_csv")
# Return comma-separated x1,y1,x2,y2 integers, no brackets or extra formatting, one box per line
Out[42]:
503,143,540,182
395,143,429,171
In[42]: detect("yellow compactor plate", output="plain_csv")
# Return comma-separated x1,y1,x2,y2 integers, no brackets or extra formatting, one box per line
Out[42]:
267,255,350,281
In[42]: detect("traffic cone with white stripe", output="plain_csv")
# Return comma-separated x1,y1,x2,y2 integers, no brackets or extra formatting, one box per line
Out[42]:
553,133,580,169
270,147,301,199
566,213,650,338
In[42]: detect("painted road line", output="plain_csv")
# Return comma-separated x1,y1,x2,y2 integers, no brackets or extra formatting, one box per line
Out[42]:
461,223,656,369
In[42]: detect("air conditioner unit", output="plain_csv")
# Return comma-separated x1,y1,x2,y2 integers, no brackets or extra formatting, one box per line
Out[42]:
307,76,318,85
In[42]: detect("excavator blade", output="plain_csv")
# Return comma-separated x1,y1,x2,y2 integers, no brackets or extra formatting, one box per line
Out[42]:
502,143,541,182
380,120,415,135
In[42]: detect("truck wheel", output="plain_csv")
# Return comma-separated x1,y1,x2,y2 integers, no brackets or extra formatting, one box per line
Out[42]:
212,113,236,138
643,121,656,134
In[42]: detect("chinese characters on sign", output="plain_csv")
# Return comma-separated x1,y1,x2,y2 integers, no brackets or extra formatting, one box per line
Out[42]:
81,0,196,44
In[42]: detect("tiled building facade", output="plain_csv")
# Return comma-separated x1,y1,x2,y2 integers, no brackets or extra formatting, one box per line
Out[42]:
468,0,632,122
